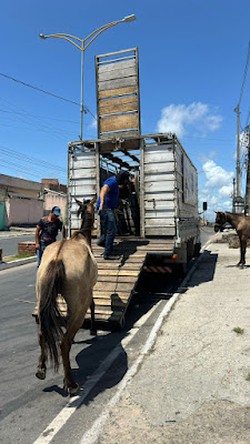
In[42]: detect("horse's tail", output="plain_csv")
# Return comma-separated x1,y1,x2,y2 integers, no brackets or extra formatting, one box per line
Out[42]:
39,259,65,372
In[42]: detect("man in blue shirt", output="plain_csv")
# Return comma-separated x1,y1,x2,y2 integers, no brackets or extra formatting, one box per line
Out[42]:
96,171,130,260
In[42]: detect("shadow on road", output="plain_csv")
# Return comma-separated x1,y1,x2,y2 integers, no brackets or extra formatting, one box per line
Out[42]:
42,251,219,401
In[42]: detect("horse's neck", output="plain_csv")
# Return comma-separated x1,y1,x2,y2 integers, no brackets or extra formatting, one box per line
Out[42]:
80,230,92,247
225,212,241,228
79,216,93,247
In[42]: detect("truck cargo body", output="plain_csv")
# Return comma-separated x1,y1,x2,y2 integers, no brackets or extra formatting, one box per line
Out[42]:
68,132,200,271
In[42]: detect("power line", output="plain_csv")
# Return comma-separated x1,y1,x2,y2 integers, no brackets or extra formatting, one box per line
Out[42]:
0,71,97,120
0,158,65,182
237,42,250,107
0,71,79,106
0,143,66,173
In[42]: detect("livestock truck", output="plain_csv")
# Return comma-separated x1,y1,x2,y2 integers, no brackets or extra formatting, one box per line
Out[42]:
66,49,200,328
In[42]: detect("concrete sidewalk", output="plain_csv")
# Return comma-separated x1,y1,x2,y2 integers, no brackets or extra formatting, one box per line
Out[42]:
96,237,250,444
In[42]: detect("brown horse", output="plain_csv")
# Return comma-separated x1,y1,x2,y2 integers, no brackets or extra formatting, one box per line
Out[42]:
35,196,98,395
215,211,250,268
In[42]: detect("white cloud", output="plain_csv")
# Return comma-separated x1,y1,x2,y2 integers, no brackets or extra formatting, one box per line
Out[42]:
199,160,234,220
202,160,234,189
89,117,97,129
156,102,223,137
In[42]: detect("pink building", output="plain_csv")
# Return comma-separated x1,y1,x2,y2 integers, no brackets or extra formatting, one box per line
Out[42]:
0,174,67,229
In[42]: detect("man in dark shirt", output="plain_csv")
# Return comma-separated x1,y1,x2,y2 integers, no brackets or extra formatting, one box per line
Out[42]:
35,206,64,267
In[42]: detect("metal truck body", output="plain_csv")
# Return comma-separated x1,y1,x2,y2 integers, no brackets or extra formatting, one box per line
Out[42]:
67,132,200,270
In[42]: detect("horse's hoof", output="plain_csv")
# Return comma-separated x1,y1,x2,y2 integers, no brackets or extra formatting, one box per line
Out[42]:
90,329,97,336
36,367,46,380
69,384,80,396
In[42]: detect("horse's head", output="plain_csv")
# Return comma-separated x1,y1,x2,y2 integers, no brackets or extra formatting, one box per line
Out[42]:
75,195,97,230
214,211,227,232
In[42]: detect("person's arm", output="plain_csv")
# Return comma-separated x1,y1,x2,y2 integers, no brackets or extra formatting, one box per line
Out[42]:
99,184,110,211
35,225,41,250
60,221,66,239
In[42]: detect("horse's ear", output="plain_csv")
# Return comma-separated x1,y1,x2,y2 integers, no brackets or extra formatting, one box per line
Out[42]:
75,198,83,207
74,198,84,218
90,194,97,205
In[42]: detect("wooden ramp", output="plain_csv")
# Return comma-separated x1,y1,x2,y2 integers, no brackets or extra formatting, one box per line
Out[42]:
87,237,175,328
33,237,175,330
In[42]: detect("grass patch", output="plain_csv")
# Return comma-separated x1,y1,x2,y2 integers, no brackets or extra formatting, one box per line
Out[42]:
245,373,250,382
4,253,35,262
233,327,245,335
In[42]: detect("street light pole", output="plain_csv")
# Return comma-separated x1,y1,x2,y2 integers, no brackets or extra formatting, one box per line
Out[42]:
39,14,136,140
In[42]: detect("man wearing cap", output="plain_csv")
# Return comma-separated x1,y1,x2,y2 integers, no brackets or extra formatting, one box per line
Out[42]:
35,206,65,267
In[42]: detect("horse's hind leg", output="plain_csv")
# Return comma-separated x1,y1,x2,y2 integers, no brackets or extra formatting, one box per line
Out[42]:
238,239,247,268
60,315,85,395
90,298,97,336
241,241,247,268
36,329,47,380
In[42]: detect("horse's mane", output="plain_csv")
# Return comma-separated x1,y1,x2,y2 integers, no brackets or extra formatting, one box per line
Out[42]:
71,210,94,242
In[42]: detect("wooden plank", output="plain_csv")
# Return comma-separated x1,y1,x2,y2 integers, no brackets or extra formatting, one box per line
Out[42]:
93,291,130,299
98,66,137,82
99,97,139,115
98,59,136,75
97,269,140,276
98,77,137,92
94,282,135,292
85,312,124,322
99,113,139,133
96,275,138,284
98,85,138,99
89,307,124,316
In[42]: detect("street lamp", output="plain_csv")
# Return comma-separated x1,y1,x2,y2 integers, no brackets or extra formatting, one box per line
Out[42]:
39,14,136,140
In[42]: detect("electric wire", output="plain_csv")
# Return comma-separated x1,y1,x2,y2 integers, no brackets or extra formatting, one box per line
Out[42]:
237,42,250,107
0,71,97,120
0,143,66,173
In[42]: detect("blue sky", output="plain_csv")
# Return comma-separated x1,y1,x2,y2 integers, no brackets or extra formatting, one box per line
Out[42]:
0,0,249,220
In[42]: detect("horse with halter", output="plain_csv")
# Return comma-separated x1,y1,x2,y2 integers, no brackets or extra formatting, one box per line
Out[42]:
35,196,98,395
215,211,250,268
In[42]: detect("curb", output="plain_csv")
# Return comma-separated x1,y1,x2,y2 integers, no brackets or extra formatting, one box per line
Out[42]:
0,256,36,271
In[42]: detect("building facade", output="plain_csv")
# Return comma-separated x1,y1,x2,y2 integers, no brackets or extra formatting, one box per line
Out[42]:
0,174,67,229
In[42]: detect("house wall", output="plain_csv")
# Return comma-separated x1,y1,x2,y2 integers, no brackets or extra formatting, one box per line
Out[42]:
0,174,42,199
43,190,67,222
0,174,67,228
5,197,43,225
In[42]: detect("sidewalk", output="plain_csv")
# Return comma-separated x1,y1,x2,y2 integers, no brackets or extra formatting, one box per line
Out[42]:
0,226,36,237
95,236,250,444
0,227,36,271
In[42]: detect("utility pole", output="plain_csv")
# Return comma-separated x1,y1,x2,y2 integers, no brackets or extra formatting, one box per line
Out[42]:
232,178,236,212
233,105,244,212
236,105,241,196
244,125,250,215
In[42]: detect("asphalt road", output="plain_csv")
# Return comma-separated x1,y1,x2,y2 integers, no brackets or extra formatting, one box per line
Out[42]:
0,259,183,444
0,227,215,443
0,234,35,258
